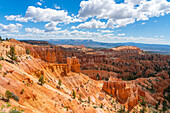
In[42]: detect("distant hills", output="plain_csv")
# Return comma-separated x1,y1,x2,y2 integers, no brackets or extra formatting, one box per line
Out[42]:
48,39,170,55
20,40,52,46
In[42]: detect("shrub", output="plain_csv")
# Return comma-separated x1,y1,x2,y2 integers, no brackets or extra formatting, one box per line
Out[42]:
39,75,45,85
20,89,24,94
72,90,76,99
5,90,19,101
26,48,30,54
100,103,103,108
5,90,12,99
0,56,4,60
162,100,168,111
88,96,90,103
140,96,146,106
0,64,2,70
79,94,82,101
58,79,62,86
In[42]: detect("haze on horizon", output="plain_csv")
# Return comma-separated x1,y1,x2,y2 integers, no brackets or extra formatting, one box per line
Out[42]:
0,0,170,45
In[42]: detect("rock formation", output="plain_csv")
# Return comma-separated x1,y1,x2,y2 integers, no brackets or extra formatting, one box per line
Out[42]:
102,77,140,111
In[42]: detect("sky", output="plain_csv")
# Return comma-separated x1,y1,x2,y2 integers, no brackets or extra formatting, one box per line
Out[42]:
0,0,170,45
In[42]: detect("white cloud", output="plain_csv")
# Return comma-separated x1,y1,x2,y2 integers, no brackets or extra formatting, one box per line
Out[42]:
5,15,20,20
141,22,146,25
100,30,113,33
124,0,145,5
5,6,72,24
5,15,31,22
0,23,22,33
54,4,60,9
155,35,164,38
71,26,76,29
44,22,61,32
76,19,106,29
117,33,125,36
25,27,45,34
25,6,72,23
78,0,170,29
37,2,42,6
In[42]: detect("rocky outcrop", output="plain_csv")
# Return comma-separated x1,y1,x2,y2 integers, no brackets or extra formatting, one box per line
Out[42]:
67,57,80,73
102,77,140,111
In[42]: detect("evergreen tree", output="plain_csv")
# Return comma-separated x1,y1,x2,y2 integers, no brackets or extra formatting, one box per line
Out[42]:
6,38,9,41
8,46,17,61
0,36,2,41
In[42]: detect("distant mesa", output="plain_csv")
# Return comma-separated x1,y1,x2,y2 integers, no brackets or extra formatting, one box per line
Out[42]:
110,46,141,51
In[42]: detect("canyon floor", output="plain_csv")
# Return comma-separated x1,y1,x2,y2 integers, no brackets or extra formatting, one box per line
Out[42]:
0,39,169,113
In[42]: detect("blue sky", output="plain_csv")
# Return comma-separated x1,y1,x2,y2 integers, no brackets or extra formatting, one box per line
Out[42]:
0,0,170,45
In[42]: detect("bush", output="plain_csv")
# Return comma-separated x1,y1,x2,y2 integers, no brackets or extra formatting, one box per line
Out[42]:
0,56,4,60
26,48,30,54
20,89,24,94
5,90,12,99
0,64,2,70
100,103,103,108
88,96,90,103
78,94,82,101
58,79,62,86
72,90,76,99
39,75,45,85
5,90,19,101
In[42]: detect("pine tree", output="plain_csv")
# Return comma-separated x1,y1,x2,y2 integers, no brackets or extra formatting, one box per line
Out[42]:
6,38,9,41
0,36,2,41
8,46,17,61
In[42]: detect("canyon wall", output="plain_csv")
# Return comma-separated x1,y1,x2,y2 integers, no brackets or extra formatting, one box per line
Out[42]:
102,77,141,111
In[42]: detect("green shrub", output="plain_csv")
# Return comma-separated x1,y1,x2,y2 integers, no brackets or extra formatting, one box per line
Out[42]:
0,64,2,70
0,56,4,60
5,90,12,99
39,75,45,85
100,103,103,108
5,90,19,101
72,90,76,99
88,96,90,103
58,79,62,86
20,89,24,94
78,94,82,101
26,48,30,54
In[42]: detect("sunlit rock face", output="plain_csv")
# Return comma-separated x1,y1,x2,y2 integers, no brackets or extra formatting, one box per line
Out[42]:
102,77,140,111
